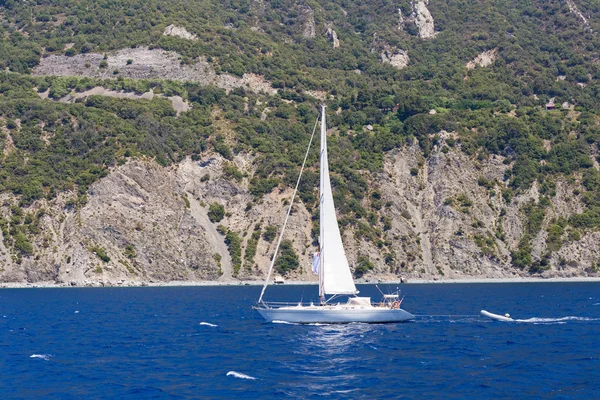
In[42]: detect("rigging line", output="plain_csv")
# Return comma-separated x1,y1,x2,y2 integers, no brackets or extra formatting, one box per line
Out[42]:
258,113,321,305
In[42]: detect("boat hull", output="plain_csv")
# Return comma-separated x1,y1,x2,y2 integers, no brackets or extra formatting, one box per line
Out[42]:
257,306,415,324
480,310,514,322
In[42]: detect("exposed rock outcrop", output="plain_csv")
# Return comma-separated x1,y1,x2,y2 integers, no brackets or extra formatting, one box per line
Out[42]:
466,49,497,69
33,47,277,95
326,27,340,48
399,0,437,39
163,24,198,41
414,0,436,39
381,47,410,70
299,6,316,38
37,87,191,116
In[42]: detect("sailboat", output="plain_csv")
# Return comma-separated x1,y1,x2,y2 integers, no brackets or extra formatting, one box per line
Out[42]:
254,106,415,324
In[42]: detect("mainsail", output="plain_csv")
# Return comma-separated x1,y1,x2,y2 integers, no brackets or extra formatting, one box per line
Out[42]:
319,108,358,296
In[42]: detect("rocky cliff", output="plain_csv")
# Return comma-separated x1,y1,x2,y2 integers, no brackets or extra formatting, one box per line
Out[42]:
1,141,598,286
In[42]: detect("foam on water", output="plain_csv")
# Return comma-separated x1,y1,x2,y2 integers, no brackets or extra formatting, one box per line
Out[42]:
30,354,53,361
272,320,331,326
226,371,257,380
199,322,217,327
514,316,600,323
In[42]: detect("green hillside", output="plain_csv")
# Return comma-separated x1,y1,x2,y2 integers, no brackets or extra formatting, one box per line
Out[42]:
1,0,600,272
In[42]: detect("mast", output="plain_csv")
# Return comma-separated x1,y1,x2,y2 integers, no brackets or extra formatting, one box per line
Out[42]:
319,105,326,304
257,113,320,305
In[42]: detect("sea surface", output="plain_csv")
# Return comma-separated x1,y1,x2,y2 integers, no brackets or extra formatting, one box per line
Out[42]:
1,282,599,399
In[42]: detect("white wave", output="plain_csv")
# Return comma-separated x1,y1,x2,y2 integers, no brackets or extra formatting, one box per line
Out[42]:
272,320,298,325
594,303,600,306
272,320,330,326
74,310,79,314
226,371,257,380
30,354,53,361
515,316,599,323
199,322,217,327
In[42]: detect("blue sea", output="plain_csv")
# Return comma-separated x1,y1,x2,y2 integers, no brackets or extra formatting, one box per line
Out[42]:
1,283,599,399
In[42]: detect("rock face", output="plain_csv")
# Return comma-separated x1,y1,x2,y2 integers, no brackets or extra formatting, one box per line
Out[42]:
33,48,277,95
38,87,191,116
1,141,598,285
414,1,436,39
381,47,410,69
466,49,497,69
400,0,436,39
376,139,599,280
163,25,198,41
299,6,316,38
0,157,314,285
326,27,340,48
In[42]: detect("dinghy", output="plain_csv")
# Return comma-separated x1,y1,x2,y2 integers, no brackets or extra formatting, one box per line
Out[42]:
480,310,514,322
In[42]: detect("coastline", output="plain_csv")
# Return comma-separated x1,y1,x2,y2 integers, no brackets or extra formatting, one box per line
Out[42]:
2,276,600,289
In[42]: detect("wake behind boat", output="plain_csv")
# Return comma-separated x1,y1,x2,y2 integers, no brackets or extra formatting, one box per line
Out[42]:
254,105,414,324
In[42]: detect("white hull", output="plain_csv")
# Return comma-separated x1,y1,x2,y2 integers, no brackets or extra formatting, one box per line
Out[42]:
480,310,514,322
257,305,415,324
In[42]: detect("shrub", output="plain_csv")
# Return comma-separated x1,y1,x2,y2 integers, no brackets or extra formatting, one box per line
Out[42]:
263,225,277,242
124,244,136,259
354,255,375,277
275,240,299,274
14,231,33,255
89,245,110,263
208,202,225,223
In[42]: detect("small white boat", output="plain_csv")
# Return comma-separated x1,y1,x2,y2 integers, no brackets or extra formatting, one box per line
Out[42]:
255,106,414,324
480,310,514,322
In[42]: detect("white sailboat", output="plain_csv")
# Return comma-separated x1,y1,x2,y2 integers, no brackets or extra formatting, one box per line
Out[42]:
254,106,414,324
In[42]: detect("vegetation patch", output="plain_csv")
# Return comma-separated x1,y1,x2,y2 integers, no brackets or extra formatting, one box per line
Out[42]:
244,225,261,267
445,194,474,213
208,203,225,223
88,244,110,263
511,199,548,272
224,230,242,276
262,225,278,243
473,232,498,259
274,240,299,275
354,254,375,278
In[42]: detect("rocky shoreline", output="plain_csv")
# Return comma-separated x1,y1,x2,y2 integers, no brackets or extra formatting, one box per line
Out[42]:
2,277,600,289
